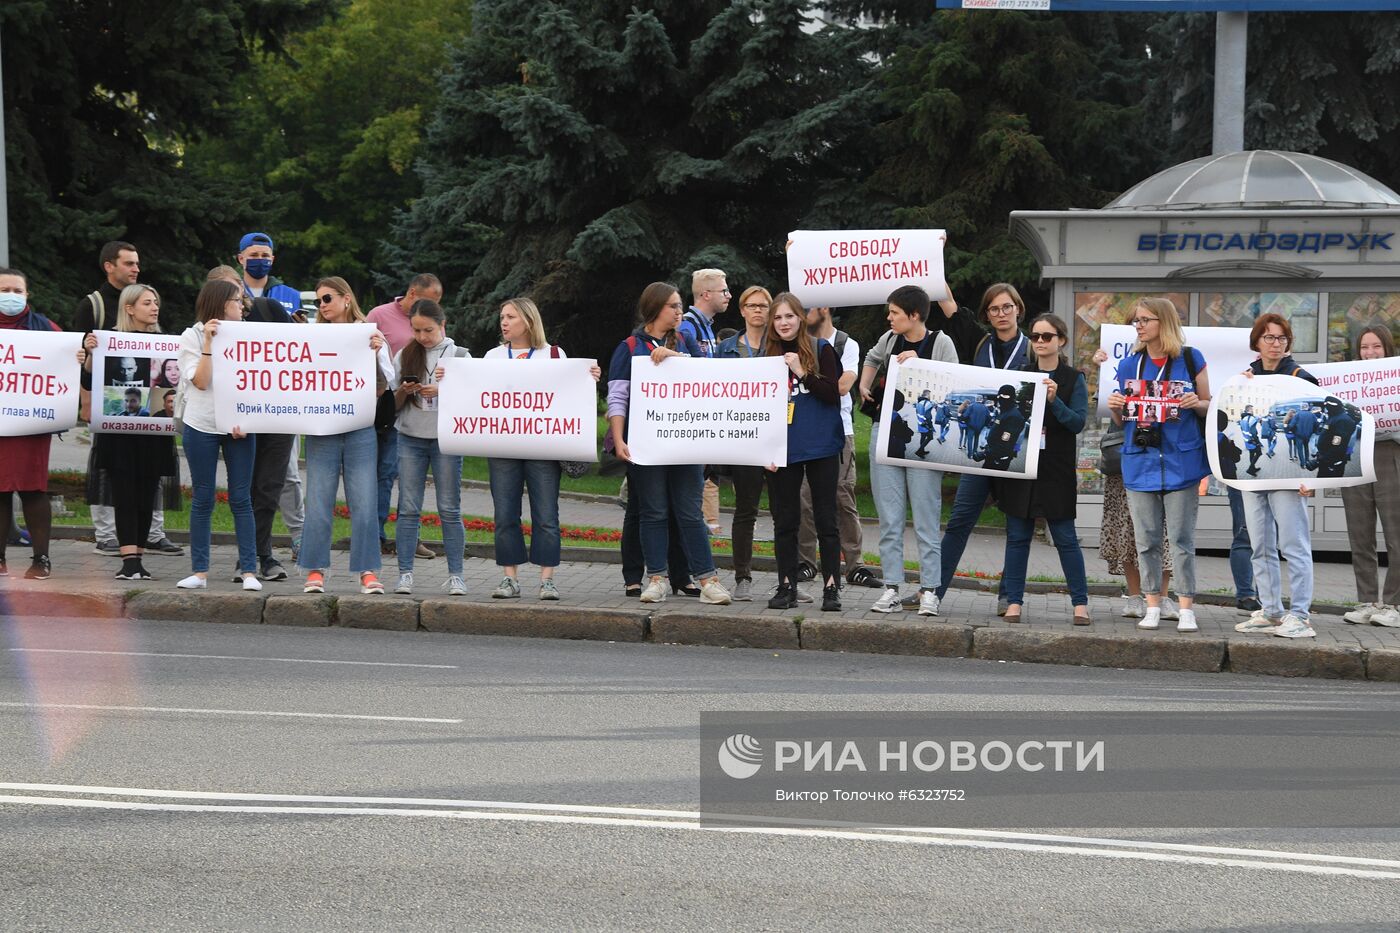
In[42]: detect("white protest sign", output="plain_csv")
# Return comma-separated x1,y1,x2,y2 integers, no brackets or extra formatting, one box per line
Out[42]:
89,330,181,435
1096,324,1255,418
875,357,1048,479
210,321,377,435
1309,357,1400,443
0,330,83,436
786,229,947,309
1207,373,1375,491
627,356,788,467
436,358,599,461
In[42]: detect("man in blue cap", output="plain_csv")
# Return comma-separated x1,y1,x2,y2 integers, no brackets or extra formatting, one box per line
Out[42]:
237,232,301,315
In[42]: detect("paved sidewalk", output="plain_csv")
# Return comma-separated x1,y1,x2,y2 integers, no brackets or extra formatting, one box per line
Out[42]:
44,431,1369,606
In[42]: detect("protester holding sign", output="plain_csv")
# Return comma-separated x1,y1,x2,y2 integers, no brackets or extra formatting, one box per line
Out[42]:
606,282,731,605
994,315,1090,624
81,285,181,581
386,299,471,597
0,268,84,580
1342,326,1400,627
858,286,958,615
478,297,602,601
1107,298,1210,634
716,285,772,601
175,280,261,592
762,293,844,612
299,277,393,595
931,284,1027,613
1232,314,1319,639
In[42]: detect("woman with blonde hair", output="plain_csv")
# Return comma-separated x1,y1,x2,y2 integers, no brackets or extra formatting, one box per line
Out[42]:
299,276,393,594
1107,297,1210,633
482,297,601,599
81,284,180,580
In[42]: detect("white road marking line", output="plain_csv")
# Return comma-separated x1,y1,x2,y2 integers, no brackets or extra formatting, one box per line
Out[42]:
0,703,461,724
3,783,1397,873
1,793,1396,881
7,648,457,670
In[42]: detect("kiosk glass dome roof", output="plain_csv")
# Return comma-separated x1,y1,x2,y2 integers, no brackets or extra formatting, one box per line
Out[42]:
1104,150,1400,212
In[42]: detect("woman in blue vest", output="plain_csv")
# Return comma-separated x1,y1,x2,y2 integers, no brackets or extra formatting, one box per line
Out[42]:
934,283,1029,611
763,292,844,611
1107,298,1210,634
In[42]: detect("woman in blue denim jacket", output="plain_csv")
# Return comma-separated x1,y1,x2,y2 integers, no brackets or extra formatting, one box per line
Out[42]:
1107,298,1211,634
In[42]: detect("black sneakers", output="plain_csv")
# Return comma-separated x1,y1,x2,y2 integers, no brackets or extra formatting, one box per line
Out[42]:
768,582,798,610
822,585,841,612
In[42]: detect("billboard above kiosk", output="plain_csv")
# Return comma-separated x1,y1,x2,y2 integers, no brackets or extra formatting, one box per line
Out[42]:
936,1,1400,10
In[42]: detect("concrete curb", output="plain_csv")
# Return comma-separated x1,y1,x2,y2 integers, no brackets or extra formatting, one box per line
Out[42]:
47,524,1356,617
18,589,1400,685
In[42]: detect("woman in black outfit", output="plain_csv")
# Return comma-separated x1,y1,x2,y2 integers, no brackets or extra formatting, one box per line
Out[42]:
82,284,180,580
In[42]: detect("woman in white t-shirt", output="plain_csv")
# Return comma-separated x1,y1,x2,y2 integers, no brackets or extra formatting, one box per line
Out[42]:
176,279,260,591
483,297,600,600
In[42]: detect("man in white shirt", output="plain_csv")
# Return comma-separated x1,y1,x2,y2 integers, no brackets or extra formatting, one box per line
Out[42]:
797,305,875,587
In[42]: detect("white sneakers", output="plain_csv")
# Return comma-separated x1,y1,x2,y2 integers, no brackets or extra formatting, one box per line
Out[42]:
1274,613,1316,638
1372,607,1400,628
242,575,263,592
395,572,414,595
1235,610,1279,634
871,588,903,613
1121,595,1146,619
1175,608,1197,632
1343,602,1384,624
1159,597,1180,621
918,591,941,617
176,574,206,590
698,578,732,605
639,578,668,603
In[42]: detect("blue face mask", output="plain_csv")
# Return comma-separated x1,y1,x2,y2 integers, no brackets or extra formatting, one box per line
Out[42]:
0,293,26,316
244,258,273,280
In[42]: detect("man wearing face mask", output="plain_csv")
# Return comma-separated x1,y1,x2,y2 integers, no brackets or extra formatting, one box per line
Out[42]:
70,241,182,557
236,232,301,316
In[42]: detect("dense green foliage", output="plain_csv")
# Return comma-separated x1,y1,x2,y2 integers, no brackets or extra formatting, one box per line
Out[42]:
1,0,339,326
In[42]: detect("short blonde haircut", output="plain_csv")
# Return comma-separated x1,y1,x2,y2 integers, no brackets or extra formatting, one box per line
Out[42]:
314,276,364,323
1131,297,1185,358
691,268,727,299
116,284,162,333
501,297,548,350
738,285,772,309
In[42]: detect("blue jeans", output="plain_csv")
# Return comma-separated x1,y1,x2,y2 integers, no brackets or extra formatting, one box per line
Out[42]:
184,426,256,575
869,422,942,589
936,472,1008,600
301,426,380,575
376,426,398,542
1125,485,1199,597
1002,515,1088,607
629,463,715,580
1226,487,1256,599
398,434,464,576
488,457,561,569
1242,489,1312,620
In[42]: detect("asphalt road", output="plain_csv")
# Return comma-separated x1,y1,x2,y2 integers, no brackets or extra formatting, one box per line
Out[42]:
3,618,1400,930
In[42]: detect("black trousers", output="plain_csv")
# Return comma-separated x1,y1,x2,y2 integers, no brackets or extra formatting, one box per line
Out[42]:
251,433,294,558
769,455,840,587
729,466,767,581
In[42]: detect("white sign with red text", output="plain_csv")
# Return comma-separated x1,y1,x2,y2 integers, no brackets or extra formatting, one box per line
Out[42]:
436,357,599,461
627,356,788,467
786,229,947,309
210,321,377,435
0,330,83,436
1309,357,1400,443
1096,324,1255,419
90,330,182,435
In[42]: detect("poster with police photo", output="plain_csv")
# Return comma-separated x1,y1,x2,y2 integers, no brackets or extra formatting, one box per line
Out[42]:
1207,374,1375,491
88,330,180,435
875,357,1048,479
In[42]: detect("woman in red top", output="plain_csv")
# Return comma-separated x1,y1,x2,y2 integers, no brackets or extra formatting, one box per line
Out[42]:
0,267,84,579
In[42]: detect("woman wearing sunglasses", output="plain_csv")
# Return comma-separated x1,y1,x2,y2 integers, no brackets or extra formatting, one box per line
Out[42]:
299,277,393,594
994,314,1090,624
1106,298,1210,634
